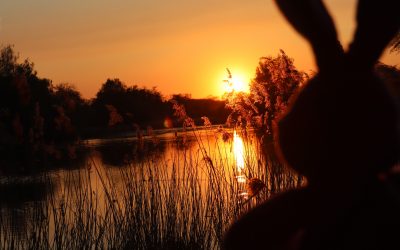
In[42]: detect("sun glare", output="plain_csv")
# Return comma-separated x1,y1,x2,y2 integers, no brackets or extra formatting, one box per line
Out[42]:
223,71,250,94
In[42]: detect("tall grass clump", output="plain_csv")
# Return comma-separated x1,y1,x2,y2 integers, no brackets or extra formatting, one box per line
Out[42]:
0,123,302,249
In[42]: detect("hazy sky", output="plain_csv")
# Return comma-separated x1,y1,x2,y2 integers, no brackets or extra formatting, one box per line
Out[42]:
1,0,399,99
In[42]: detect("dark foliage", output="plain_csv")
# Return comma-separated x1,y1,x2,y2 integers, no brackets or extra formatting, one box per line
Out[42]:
225,50,307,137
0,45,230,157
171,94,230,126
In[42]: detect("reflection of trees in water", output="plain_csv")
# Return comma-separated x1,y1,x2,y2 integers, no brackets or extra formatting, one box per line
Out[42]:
0,177,55,237
0,177,54,207
0,144,90,175
47,145,90,170
96,140,167,167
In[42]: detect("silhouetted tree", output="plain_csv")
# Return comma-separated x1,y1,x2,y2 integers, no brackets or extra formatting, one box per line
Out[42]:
91,79,170,130
0,45,18,76
225,50,307,136
125,85,168,127
91,78,127,128
170,95,230,126
52,83,89,138
53,83,84,113
0,45,54,145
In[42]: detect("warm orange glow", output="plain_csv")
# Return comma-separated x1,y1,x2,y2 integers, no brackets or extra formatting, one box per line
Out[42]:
233,130,245,171
5,1,394,99
163,117,173,128
225,75,250,93
219,69,252,96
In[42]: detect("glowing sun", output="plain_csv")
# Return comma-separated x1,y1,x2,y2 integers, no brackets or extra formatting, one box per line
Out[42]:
224,69,250,93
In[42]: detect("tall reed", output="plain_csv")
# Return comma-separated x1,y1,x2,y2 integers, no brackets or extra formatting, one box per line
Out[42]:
0,127,301,249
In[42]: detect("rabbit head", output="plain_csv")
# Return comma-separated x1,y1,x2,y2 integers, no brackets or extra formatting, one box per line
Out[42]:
274,0,400,184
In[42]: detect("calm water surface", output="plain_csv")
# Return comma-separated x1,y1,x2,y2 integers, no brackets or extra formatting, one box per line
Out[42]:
1,128,268,239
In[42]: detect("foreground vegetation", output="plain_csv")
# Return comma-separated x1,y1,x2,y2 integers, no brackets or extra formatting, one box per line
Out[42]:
0,127,302,249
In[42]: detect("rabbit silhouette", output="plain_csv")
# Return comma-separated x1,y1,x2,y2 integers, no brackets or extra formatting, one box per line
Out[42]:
224,1,400,249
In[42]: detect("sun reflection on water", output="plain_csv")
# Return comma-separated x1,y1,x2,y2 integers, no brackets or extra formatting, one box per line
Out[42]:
236,175,246,183
233,130,249,199
233,130,245,171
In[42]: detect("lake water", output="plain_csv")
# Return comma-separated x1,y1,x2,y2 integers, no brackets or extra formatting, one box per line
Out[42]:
0,128,300,249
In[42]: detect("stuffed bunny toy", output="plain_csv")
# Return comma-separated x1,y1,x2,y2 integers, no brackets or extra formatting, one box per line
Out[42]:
224,0,399,249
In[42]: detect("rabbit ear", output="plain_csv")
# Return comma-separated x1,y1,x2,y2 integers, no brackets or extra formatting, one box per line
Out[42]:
348,0,400,69
274,0,344,71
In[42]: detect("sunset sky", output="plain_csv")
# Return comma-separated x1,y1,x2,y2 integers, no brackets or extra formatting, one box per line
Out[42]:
1,0,399,99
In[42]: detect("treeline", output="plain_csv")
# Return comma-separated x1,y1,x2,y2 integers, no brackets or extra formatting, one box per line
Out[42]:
0,45,230,148
2,44,399,150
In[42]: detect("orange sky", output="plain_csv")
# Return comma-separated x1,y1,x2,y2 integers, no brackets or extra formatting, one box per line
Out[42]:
1,0,399,99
